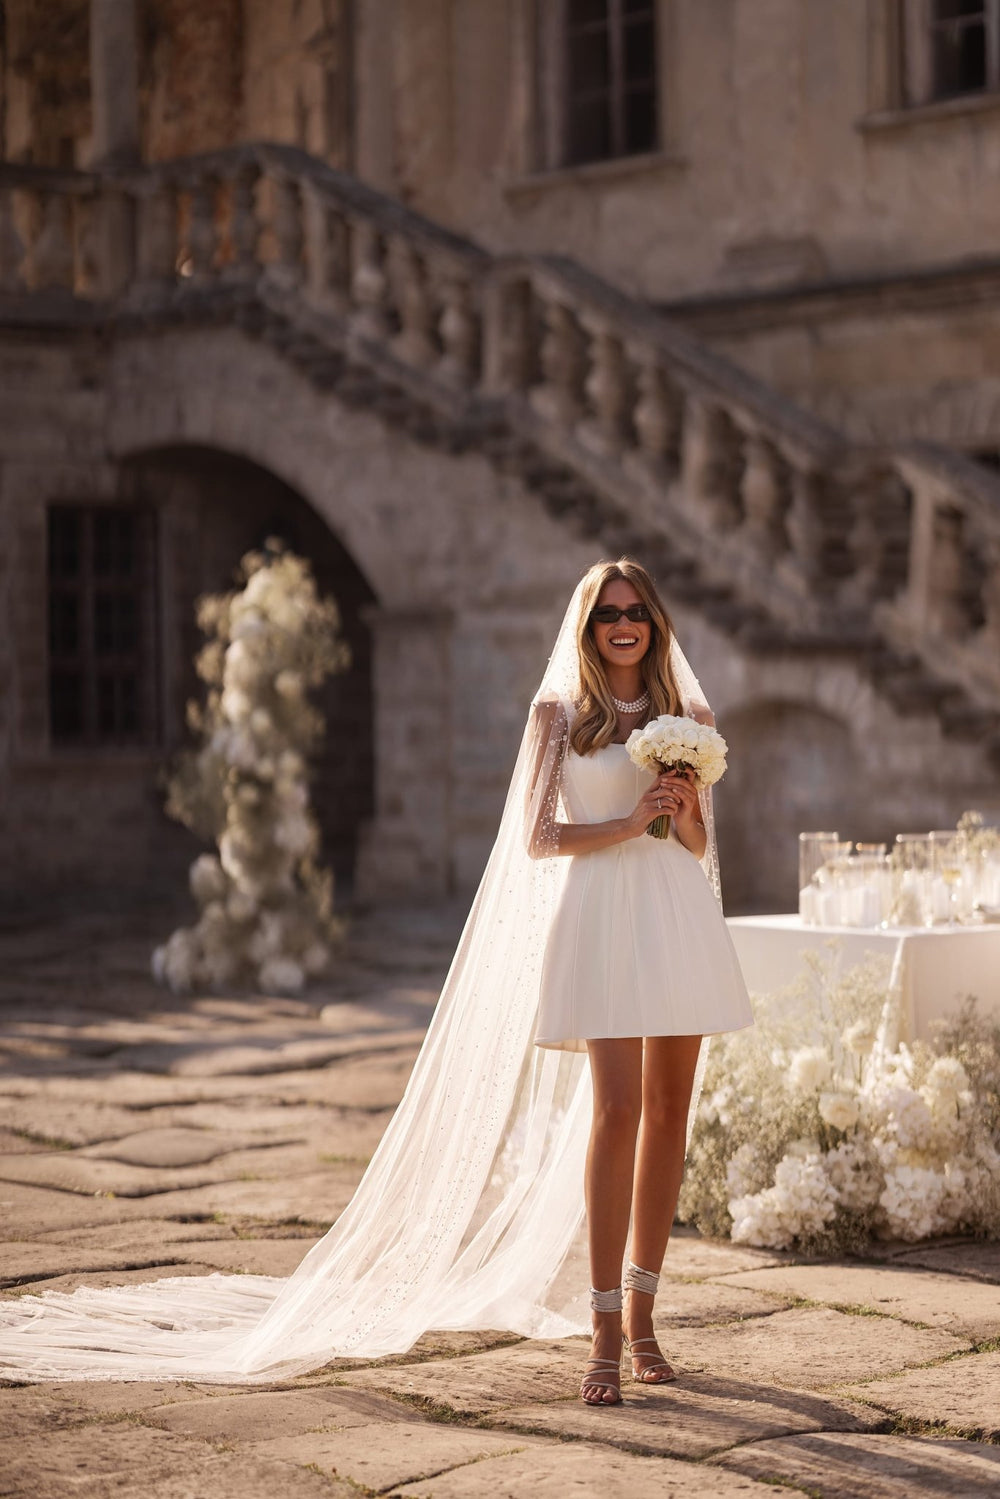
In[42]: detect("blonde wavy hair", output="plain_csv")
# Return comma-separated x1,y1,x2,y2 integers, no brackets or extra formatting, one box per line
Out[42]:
570,558,683,756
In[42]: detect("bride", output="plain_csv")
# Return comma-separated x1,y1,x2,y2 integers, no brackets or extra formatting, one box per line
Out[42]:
0,557,751,1392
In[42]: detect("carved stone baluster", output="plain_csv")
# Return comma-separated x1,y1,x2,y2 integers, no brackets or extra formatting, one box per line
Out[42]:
977,535,1000,662
629,348,682,472
28,193,74,291
843,464,910,605
187,176,217,284
740,432,789,558
0,187,26,292
682,396,742,531
578,316,629,457
926,505,969,637
350,220,389,339
784,465,828,584
227,164,260,282
135,181,178,292
387,237,435,367
481,272,532,394
302,187,349,311
436,268,478,385
271,174,304,289
529,298,585,428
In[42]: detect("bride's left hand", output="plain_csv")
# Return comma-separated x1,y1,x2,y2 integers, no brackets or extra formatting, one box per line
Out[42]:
657,769,701,828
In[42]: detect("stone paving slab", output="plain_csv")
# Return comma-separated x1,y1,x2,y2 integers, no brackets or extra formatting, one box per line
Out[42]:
117,1031,426,1078
652,1279,791,1327
492,1371,885,1459
76,1127,292,1168
716,1263,1000,1341
845,1350,1000,1438
0,1098,160,1147
32,1219,240,1250
3,1424,356,1499
145,1387,394,1440
889,1241,1000,1283
664,1305,968,1389
0,1150,226,1198
164,1236,316,1277
141,1164,361,1223
0,1180,159,1237
344,1339,586,1413
393,1441,777,1498
256,1421,545,1493
661,1231,790,1279
710,1431,1000,1498
0,1241,192,1289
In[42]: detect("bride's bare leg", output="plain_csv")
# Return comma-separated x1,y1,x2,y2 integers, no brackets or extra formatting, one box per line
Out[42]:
625,1034,703,1381
582,1038,643,1404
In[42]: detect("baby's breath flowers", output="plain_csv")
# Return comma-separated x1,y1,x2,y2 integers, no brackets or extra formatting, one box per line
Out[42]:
679,952,1000,1253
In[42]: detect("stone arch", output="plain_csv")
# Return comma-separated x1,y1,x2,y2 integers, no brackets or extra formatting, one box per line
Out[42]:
122,443,377,891
715,699,859,914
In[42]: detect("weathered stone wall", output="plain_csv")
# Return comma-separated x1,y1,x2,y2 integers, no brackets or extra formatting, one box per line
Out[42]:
3,324,998,911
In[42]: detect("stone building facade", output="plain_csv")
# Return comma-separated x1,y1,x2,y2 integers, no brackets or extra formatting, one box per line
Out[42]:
2,0,1000,914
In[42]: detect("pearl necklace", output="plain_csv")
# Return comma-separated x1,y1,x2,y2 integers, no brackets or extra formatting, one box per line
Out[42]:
611,689,650,715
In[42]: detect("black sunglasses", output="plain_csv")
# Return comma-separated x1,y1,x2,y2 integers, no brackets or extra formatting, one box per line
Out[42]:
590,604,651,625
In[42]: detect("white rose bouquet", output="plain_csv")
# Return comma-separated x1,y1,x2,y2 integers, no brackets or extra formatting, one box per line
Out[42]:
626,713,729,839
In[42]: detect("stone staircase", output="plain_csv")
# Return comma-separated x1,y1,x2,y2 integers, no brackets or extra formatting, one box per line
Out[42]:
2,142,999,763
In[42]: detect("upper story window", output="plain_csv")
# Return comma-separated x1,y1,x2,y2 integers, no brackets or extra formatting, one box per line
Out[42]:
900,0,1000,106
535,0,660,171
565,0,659,165
47,505,160,748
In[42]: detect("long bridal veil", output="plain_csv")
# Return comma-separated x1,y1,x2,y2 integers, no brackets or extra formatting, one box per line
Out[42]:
0,580,719,1383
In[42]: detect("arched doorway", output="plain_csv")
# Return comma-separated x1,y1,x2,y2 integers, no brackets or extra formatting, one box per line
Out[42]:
125,446,376,895
715,700,859,914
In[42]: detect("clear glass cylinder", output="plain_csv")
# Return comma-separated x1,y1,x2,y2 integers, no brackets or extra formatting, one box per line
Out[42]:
798,832,841,924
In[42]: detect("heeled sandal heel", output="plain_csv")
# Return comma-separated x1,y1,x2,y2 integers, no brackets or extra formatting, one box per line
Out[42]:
622,1261,676,1385
580,1285,623,1406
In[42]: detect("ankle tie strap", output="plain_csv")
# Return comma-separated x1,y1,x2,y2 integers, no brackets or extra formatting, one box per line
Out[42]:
624,1261,659,1296
590,1284,623,1313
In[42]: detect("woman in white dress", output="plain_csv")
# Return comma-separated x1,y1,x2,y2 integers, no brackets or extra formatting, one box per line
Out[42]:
529,558,752,1405
0,557,750,1390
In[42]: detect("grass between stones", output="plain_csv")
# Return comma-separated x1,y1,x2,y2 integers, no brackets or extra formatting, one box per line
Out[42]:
8,1127,76,1151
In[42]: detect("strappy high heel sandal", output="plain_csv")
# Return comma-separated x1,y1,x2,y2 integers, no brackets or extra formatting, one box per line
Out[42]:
580,1285,623,1406
623,1260,676,1384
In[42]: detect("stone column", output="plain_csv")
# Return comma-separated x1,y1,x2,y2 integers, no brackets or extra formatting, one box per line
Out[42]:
354,605,455,900
89,0,140,167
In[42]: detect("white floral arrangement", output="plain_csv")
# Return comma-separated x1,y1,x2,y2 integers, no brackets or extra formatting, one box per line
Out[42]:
678,950,1000,1252
152,541,350,996
626,714,728,838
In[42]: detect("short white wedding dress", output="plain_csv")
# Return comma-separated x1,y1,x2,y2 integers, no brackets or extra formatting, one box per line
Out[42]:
535,744,753,1049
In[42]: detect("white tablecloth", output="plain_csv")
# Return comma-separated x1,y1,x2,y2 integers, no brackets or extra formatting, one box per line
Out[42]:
726,914,1000,1040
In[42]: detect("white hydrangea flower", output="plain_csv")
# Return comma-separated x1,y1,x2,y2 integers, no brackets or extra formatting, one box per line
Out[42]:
842,1020,878,1057
189,853,228,905
788,1046,832,1095
880,1164,948,1241
258,956,305,994
923,1056,970,1104
819,1091,860,1132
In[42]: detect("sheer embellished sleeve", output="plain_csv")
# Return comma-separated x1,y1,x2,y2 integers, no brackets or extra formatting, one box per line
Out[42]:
524,696,569,859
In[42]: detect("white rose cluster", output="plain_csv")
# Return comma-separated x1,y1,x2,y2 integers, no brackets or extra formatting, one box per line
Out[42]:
153,544,349,997
679,946,1000,1253
625,714,728,789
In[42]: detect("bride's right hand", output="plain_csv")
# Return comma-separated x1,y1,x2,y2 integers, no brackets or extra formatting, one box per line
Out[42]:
625,781,679,838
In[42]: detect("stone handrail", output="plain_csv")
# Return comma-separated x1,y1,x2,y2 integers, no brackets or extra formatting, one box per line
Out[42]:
2,145,999,723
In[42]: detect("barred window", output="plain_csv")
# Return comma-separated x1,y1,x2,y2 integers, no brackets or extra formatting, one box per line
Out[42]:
564,0,659,166
47,506,160,747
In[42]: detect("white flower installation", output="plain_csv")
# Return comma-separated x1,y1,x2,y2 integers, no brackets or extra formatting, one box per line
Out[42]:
152,542,350,996
678,948,1000,1252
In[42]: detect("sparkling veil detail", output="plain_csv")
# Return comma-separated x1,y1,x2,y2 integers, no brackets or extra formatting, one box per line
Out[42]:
0,581,719,1383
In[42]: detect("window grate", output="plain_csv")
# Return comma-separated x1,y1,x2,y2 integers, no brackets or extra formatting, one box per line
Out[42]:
47,505,160,748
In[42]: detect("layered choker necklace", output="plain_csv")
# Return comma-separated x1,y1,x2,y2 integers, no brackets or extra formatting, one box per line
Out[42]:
611,689,650,715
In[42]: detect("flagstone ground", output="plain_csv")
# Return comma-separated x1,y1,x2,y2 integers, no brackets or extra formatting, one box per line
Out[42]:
1,903,998,1498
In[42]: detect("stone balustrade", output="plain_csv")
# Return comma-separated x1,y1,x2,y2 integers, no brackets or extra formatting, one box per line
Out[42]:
2,144,1000,731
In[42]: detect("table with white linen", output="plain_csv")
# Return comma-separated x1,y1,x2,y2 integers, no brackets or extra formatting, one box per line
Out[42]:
726,914,1000,1041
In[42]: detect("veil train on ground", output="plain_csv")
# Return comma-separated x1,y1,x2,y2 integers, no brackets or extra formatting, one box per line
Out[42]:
0,580,718,1384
